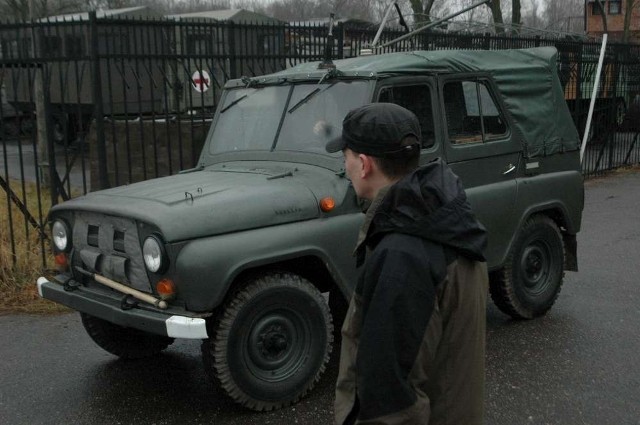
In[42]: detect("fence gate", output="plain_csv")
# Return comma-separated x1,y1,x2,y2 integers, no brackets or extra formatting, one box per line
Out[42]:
2,15,640,277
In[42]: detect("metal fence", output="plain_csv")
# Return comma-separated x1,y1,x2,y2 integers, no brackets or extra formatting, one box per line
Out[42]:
1,14,640,271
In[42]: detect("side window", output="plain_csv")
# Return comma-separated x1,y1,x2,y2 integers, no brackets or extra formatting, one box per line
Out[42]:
443,79,507,145
377,84,435,148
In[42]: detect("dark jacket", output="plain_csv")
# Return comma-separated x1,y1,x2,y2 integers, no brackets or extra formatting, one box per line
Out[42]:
335,158,489,425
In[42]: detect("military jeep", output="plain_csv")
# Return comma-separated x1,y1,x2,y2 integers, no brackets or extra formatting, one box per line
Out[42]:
37,47,584,411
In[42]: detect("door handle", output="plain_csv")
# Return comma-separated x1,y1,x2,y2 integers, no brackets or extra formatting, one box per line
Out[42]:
503,164,516,175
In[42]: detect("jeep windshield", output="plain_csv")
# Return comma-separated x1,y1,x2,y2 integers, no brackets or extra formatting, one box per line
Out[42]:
208,80,372,156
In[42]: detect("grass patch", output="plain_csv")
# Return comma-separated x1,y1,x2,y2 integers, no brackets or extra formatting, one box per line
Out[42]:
0,179,69,315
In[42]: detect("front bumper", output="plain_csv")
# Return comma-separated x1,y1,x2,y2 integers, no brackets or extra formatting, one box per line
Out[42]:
36,276,209,339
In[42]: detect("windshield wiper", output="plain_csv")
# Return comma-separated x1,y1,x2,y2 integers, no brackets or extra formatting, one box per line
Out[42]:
220,94,248,113
287,83,338,114
287,88,320,113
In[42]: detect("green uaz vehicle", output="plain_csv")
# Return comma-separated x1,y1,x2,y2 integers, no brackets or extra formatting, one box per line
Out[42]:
37,47,584,411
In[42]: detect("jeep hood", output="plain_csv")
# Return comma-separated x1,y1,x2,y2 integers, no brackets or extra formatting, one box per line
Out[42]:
52,166,327,242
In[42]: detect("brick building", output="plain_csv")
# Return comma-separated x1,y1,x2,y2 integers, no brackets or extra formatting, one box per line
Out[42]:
585,0,640,42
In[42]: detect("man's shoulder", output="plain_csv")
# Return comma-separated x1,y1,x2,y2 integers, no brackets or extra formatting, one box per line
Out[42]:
373,232,444,259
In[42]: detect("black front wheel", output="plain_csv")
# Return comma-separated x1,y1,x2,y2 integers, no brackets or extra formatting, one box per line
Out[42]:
490,215,565,319
202,272,333,411
80,313,174,359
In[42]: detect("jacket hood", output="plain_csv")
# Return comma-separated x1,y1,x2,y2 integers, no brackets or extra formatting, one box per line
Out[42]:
367,158,487,261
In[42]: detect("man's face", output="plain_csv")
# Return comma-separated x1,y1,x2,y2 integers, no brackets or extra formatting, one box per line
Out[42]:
343,148,367,199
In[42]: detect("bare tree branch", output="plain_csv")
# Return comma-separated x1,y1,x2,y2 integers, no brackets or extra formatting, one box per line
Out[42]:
594,0,608,33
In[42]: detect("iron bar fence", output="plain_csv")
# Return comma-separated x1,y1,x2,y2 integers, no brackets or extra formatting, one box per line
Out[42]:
1,14,639,272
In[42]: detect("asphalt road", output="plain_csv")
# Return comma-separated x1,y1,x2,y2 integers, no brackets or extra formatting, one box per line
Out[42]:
1,171,640,425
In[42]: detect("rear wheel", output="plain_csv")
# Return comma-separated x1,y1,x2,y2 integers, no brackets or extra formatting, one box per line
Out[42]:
80,313,174,359
490,215,565,319
202,272,333,411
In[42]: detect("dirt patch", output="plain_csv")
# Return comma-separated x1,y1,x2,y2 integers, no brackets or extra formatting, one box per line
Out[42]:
585,164,640,187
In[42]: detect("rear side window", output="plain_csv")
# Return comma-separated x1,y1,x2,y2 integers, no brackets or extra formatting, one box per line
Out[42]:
377,84,435,148
443,80,507,145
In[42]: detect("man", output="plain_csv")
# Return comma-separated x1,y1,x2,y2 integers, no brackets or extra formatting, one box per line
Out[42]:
327,103,489,425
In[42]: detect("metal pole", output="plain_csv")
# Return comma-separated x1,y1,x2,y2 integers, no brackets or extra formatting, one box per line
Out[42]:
370,2,398,49
378,0,491,49
580,33,608,164
89,11,110,189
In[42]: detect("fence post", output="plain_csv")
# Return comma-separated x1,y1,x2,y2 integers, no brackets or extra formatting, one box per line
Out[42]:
89,11,109,190
227,21,237,79
31,21,58,205
337,23,344,59
575,42,583,127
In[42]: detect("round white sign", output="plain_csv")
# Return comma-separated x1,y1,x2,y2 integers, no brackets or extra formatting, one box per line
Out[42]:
191,70,211,93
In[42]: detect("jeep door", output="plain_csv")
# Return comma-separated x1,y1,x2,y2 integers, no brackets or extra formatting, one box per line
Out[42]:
437,75,521,269
375,77,443,159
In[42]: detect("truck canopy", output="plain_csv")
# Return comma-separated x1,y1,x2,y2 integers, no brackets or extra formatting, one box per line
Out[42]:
248,47,579,158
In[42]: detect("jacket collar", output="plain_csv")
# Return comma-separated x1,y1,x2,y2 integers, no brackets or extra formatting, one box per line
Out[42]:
353,185,391,267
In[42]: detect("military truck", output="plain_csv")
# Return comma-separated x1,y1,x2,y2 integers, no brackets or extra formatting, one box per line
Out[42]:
37,47,584,411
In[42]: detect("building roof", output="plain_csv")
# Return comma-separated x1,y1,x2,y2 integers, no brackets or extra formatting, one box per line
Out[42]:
289,17,375,28
167,9,282,24
40,6,156,22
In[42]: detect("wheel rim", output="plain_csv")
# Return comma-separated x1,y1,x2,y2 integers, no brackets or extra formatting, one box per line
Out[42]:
520,241,551,295
244,308,310,383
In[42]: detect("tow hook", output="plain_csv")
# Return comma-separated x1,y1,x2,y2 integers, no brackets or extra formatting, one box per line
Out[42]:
121,295,139,310
63,278,82,292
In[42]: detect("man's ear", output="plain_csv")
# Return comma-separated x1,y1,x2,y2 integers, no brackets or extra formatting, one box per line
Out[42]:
359,153,374,178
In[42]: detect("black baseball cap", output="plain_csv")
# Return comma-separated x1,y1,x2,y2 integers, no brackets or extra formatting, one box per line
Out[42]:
325,103,421,157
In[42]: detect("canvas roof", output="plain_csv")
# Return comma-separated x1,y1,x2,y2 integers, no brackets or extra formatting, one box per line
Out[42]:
258,47,579,158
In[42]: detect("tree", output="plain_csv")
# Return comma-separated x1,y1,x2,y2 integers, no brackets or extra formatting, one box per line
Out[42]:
540,0,582,33
594,0,608,33
522,0,540,29
487,0,505,34
511,0,520,33
409,0,437,27
1,0,86,21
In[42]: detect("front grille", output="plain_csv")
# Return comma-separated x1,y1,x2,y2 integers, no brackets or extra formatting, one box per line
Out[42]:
72,212,152,293
87,225,99,247
114,230,126,253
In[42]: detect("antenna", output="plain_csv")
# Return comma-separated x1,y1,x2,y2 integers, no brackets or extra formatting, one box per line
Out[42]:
318,13,337,70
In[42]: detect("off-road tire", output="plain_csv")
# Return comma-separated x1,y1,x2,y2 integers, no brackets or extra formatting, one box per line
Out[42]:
202,272,333,411
80,313,174,359
490,215,565,319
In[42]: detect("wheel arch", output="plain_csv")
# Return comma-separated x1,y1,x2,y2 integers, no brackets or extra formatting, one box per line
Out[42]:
211,249,350,317
226,253,341,298
499,202,578,273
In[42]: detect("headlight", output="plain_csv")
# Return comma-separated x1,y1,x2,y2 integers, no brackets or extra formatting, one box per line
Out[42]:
143,235,166,273
52,220,70,252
